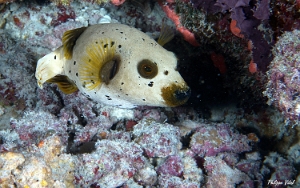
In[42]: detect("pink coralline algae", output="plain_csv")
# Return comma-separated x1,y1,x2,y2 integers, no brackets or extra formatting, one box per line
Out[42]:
190,123,251,157
157,155,184,177
132,118,181,158
157,153,203,187
75,140,146,187
264,30,300,124
205,156,250,188
0,32,36,110
50,6,76,27
10,111,69,146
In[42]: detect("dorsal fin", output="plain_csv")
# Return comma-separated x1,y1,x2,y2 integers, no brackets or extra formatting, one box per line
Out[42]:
46,75,78,94
79,38,118,91
62,27,87,59
157,22,174,46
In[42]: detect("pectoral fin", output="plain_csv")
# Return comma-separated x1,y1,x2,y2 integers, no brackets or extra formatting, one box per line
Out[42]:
47,75,78,94
79,38,118,90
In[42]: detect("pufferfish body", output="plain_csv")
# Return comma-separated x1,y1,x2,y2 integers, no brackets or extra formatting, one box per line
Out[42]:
35,23,190,108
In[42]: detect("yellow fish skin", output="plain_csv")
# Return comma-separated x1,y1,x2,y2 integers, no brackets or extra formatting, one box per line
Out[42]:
35,23,190,108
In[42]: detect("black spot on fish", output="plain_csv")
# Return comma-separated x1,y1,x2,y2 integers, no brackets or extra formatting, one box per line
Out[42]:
96,41,98,44
148,81,154,87
54,55,56,59
120,32,123,34
143,99,145,101
142,38,145,41
121,82,124,85
111,41,115,46
116,28,119,30
104,44,108,48
91,80,95,84
74,61,76,65
69,70,71,73
76,73,78,77
105,95,112,100
102,32,105,34
164,70,169,75
118,45,122,48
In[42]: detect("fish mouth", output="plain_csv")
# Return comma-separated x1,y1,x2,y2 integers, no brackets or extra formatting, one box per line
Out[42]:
161,83,191,107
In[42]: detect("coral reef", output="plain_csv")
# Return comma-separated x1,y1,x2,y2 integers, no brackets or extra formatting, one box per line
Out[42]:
0,0,299,187
133,119,181,158
189,123,251,157
264,29,300,125
75,140,145,187
0,136,76,188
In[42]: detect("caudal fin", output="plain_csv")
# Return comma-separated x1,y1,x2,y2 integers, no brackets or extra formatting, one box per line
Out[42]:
35,47,65,89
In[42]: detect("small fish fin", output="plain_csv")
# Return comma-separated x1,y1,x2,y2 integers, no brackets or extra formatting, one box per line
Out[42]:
35,47,65,89
157,22,174,46
79,38,118,90
47,75,78,94
62,27,87,59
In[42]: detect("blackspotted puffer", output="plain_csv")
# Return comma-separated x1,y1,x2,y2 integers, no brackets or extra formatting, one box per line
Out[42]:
35,23,190,108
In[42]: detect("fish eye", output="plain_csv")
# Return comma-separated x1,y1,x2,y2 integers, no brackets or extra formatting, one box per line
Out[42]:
137,59,158,79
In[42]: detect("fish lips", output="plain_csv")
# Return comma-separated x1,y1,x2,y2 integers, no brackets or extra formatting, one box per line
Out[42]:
161,83,191,107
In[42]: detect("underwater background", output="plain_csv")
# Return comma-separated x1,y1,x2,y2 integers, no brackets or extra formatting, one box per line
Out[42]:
0,0,299,187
